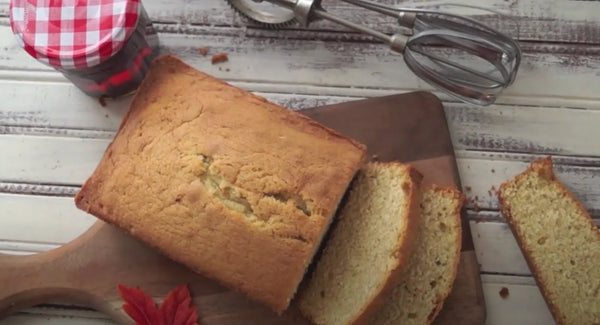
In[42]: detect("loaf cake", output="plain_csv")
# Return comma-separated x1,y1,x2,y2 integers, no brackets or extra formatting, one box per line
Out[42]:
74,55,367,313
498,157,600,325
296,162,422,325
371,185,463,325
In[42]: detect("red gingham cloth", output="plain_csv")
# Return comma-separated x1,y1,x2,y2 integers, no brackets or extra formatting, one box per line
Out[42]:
10,0,140,69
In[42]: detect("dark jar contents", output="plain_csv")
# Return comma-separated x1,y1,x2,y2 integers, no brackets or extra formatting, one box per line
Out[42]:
60,9,159,98
10,0,159,98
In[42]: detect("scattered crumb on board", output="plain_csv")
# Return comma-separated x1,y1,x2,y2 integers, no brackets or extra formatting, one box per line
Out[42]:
211,53,229,64
499,287,509,299
198,47,209,56
465,186,472,192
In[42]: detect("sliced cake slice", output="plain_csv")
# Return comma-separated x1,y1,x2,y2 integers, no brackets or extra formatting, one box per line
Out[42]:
371,185,464,325
296,162,422,325
498,157,600,325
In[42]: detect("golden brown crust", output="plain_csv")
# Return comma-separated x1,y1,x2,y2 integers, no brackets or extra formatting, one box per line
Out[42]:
498,157,600,325
424,185,464,325
74,54,366,313
349,163,423,325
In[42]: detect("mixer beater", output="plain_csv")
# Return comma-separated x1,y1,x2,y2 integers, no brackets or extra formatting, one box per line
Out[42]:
227,0,522,106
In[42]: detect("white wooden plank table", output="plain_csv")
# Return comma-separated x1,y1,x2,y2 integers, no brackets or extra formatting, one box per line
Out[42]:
1,0,599,324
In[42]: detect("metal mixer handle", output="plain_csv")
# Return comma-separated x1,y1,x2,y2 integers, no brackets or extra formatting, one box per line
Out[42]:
263,0,313,26
264,0,410,52
294,0,317,26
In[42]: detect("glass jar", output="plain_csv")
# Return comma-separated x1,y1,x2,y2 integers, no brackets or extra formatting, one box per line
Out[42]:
9,0,159,98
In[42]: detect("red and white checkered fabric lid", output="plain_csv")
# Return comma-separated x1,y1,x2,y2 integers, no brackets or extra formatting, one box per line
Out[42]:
10,0,141,69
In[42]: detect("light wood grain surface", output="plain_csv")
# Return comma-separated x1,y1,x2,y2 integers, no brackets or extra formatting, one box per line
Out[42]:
1,0,599,324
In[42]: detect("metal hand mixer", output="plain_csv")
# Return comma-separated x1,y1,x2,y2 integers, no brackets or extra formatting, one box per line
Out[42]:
227,0,522,106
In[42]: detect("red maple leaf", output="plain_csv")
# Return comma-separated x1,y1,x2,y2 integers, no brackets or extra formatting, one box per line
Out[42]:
118,284,161,325
118,284,199,325
160,285,199,325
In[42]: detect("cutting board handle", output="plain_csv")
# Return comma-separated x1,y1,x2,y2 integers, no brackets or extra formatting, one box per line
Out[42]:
0,253,91,316
0,222,131,323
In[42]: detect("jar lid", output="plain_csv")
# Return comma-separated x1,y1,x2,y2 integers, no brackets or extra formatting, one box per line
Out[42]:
9,0,141,69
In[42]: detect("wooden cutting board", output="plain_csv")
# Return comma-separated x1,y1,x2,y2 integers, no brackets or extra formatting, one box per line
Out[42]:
0,91,485,325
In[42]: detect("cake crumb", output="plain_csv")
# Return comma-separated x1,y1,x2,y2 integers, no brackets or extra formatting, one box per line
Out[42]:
491,168,496,173
468,195,481,211
98,95,107,107
198,47,209,56
465,186,472,192
371,154,379,161
499,287,509,299
211,53,229,64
